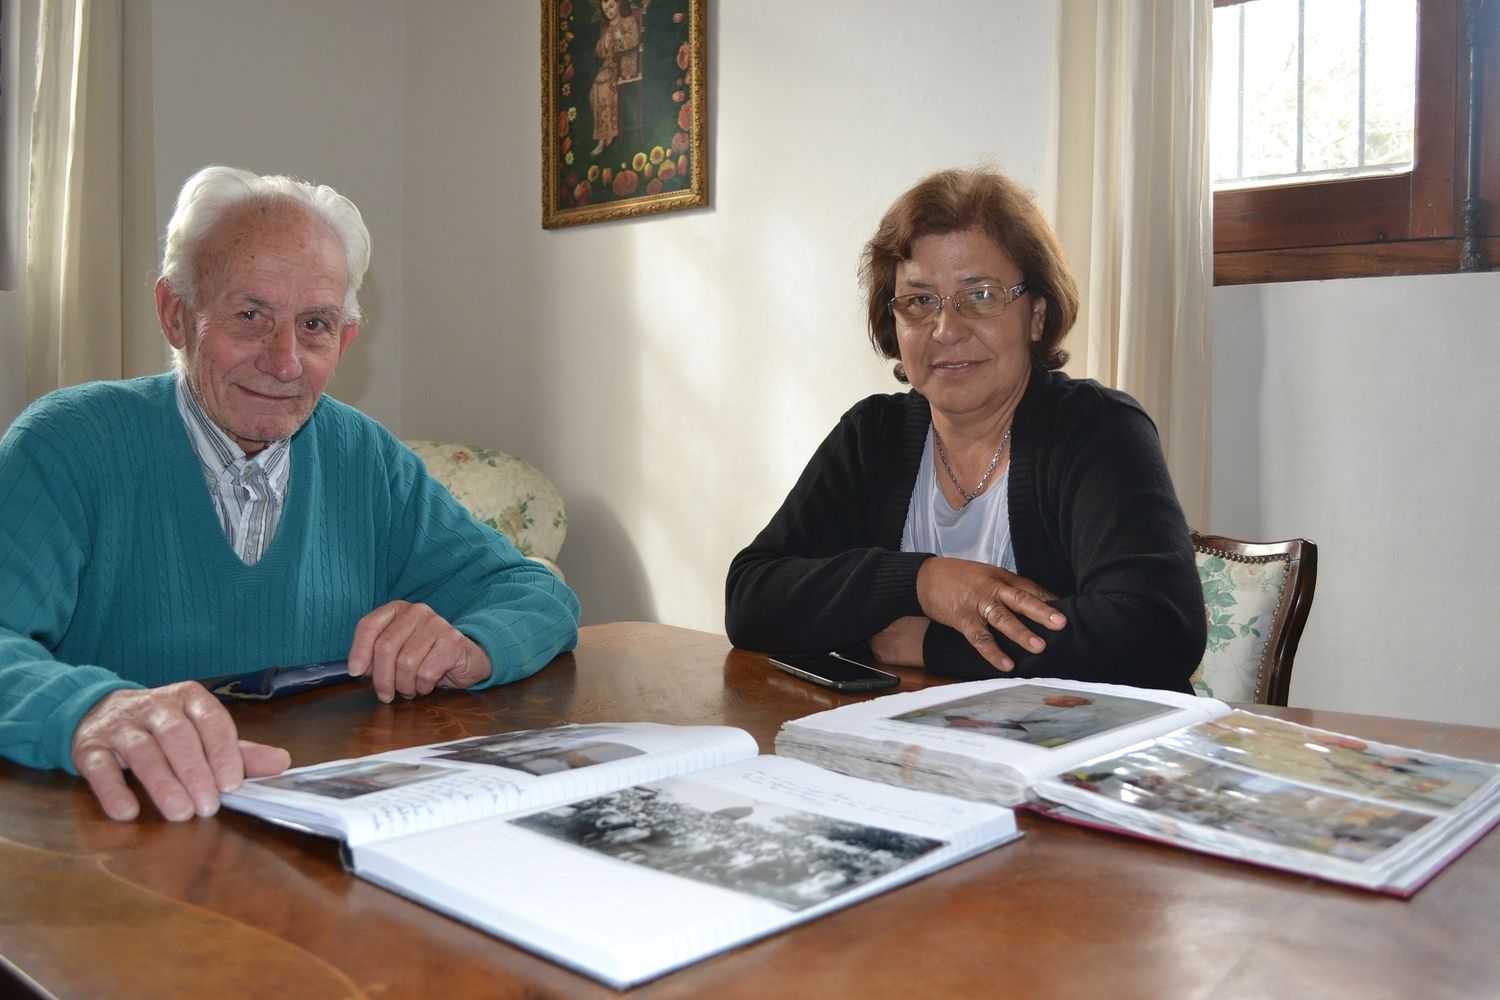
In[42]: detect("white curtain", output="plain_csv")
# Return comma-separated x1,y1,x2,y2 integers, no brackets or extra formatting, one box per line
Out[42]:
1054,0,1213,527
25,0,157,400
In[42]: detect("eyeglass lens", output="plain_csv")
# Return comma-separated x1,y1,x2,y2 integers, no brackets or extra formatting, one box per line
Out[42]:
890,283,1023,323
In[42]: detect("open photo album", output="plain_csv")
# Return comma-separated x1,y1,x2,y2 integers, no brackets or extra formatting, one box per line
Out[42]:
222,722,1019,988
775,678,1500,896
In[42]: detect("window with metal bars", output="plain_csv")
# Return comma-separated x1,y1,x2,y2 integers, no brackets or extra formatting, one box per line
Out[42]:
1213,0,1416,189
1212,0,1497,285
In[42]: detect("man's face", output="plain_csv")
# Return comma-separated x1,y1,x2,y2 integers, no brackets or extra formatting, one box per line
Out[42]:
156,204,359,455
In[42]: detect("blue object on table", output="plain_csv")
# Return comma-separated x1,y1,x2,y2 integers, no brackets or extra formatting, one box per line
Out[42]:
202,660,353,701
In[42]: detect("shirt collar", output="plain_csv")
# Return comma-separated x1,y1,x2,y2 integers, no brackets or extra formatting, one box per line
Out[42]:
174,372,292,487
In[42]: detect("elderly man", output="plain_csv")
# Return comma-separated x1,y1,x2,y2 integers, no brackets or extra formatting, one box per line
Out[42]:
0,166,580,822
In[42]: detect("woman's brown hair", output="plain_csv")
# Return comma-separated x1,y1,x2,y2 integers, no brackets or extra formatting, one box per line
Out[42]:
860,167,1080,378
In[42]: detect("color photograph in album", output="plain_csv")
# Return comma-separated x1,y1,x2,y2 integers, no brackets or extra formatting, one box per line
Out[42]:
1162,713,1497,813
892,682,1177,749
1058,747,1436,864
513,773,945,910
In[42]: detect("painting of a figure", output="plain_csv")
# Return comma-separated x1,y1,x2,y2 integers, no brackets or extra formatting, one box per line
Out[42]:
542,0,708,228
588,0,643,155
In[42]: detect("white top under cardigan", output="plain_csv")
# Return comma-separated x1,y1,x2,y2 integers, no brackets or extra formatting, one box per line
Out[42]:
900,426,1016,571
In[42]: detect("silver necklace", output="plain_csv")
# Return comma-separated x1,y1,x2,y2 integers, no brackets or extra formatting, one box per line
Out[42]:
931,423,1011,510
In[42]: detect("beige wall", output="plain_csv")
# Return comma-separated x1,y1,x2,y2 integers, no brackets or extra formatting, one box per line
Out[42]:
1212,272,1500,727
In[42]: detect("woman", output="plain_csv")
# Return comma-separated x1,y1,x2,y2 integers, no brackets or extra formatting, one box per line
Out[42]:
724,168,1205,692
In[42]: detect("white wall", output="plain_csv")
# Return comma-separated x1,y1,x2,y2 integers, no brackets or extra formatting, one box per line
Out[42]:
4,0,409,429
147,0,408,430
399,1,1061,629
1212,273,1500,727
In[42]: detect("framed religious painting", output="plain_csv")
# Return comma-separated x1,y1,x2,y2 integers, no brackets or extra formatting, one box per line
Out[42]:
541,0,708,229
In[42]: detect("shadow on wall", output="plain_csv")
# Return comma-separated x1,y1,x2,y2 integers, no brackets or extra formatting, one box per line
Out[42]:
1210,285,1267,537
565,494,656,626
331,270,381,405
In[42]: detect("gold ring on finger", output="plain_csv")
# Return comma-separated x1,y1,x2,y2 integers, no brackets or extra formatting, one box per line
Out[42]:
982,602,998,619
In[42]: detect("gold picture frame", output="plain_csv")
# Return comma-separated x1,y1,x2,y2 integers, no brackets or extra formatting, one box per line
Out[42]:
541,0,708,229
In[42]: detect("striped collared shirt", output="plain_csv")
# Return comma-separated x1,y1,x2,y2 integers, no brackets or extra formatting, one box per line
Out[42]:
174,374,292,566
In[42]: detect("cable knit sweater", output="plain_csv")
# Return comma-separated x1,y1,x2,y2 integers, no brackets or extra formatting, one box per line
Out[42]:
0,374,580,773
725,368,1205,693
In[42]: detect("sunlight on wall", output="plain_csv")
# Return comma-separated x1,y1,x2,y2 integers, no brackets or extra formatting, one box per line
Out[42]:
616,199,888,633
396,0,1062,638
606,4,1061,635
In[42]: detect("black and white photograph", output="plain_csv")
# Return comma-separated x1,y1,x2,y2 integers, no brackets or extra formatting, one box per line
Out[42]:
426,724,644,774
512,775,944,910
257,761,455,800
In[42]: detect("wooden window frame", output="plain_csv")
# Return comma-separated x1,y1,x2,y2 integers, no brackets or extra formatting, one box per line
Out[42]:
1214,0,1499,285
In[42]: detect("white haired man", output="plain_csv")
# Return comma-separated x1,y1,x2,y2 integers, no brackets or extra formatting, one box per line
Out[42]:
0,166,580,822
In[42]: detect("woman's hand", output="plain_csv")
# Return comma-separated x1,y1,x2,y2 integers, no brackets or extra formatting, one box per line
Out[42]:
915,557,1067,673
869,616,930,667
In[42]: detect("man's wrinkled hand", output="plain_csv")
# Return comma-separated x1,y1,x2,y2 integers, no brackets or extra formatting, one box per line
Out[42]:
347,600,493,703
71,683,290,822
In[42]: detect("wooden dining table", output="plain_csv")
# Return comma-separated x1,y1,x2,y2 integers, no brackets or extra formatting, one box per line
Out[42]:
2,621,1497,999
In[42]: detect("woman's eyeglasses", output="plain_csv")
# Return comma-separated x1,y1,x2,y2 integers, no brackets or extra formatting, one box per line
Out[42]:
888,281,1028,324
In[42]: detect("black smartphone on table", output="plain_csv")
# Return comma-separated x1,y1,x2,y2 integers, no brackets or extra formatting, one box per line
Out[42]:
767,650,900,693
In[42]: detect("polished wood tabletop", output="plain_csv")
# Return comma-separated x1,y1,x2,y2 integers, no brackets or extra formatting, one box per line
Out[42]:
2,622,1498,999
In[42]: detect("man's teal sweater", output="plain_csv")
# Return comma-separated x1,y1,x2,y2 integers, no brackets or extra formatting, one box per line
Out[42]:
0,374,580,773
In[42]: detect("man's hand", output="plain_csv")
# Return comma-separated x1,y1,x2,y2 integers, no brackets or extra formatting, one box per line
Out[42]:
916,557,1068,673
71,683,291,822
347,601,493,703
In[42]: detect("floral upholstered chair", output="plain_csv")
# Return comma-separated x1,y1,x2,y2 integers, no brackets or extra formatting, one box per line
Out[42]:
404,441,568,581
1189,531,1318,706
